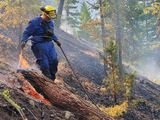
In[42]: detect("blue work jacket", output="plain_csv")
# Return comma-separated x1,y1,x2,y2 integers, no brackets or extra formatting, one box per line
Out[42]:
21,16,58,45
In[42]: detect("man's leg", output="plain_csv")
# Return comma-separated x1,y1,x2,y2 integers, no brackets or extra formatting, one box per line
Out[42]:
37,59,52,79
41,67,52,79
32,45,52,79
47,42,58,80
49,59,58,80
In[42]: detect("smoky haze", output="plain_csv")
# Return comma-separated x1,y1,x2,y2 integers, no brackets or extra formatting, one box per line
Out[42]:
136,56,160,82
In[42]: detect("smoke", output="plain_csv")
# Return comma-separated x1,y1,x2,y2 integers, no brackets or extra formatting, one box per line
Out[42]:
60,20,75,35
124,49,160,84
42,0,56,6
135,54,160,82
58,5,78,35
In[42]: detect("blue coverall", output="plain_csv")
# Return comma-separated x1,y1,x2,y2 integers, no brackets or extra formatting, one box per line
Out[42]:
21,16,58,80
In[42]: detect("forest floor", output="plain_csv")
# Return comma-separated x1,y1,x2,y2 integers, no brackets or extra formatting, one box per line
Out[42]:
0,29,160,120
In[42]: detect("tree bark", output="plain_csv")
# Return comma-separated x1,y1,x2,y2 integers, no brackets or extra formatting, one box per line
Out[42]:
114,0,123,80
57,0,65,28
18,70,112,120
99,0,108,76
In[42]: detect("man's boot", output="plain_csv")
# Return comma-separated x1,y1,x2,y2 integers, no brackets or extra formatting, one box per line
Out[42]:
41,68,52,79
49,60,58,81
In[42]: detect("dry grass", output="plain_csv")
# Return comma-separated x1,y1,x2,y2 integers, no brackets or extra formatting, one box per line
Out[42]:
99,101,128,117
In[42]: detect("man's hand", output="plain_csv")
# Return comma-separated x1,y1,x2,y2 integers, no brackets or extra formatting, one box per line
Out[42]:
21,41,26,49
55,40,61,47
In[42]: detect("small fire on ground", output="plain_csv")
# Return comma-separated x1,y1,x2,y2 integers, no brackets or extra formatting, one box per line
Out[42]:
18,51,30,69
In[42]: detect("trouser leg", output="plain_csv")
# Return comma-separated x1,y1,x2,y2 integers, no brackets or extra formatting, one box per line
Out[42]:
49,59,58,80
32,44,52,80
36,59,52,79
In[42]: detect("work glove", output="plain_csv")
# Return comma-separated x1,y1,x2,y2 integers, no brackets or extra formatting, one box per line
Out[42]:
55,40,61,47
21,41,26,50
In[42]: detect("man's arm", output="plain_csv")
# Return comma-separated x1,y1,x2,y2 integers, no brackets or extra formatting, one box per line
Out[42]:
51,22,61,47
52,34,61,47
21,21,35,48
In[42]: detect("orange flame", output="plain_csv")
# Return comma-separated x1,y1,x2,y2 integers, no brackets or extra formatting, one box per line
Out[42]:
19,51,30,69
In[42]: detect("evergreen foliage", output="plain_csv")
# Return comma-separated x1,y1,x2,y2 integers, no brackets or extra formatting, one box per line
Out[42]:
65,0,80,28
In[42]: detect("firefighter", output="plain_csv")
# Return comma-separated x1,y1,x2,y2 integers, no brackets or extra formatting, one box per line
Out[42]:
21,5,61,80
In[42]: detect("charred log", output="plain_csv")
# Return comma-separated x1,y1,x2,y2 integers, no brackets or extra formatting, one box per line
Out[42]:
18,70,112,120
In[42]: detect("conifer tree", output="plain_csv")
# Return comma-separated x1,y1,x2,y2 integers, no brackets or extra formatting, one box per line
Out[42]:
79,2,91,38
65,0,80,28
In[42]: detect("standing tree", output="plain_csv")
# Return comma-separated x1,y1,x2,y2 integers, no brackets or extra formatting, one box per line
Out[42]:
114,0,123,80
80,2,91,26
65,0,80,28
56,0,65,28
79,2,91,38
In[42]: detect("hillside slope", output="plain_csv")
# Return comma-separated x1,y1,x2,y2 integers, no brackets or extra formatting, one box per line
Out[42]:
0,29,159,120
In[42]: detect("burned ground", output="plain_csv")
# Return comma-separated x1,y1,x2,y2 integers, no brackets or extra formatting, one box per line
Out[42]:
0,29,160,120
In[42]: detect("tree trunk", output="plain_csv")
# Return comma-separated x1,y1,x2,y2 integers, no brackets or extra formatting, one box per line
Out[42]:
18,70,112,120
19,0,22,42
57,0,65,28
99,0,107,76
114,0,123,80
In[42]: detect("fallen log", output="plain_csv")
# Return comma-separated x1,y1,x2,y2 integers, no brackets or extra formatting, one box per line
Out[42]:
17,70,112,120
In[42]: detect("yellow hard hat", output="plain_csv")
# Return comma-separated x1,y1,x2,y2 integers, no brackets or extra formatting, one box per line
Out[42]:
40,5,57,19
